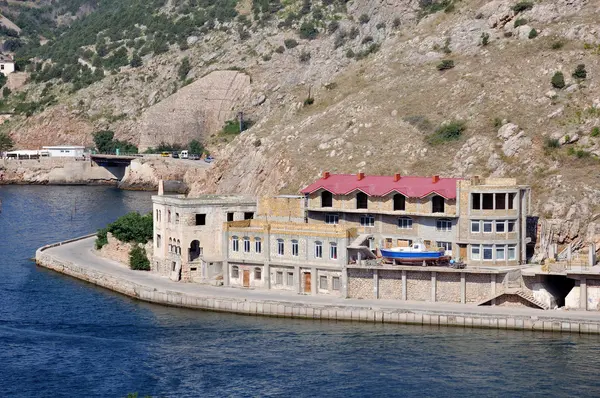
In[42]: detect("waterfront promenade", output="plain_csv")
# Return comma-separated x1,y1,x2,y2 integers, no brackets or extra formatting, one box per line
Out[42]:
36,236,600,334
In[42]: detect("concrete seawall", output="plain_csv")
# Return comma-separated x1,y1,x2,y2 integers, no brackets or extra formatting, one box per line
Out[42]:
35,236,600,334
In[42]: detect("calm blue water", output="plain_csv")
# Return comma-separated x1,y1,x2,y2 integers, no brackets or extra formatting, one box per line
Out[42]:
1,186,600,397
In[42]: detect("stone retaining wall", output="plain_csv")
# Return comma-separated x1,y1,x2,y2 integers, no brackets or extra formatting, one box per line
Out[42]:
35,236,600,334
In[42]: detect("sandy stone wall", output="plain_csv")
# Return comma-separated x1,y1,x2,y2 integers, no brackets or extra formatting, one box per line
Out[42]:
406,271,430,301
436,273,461,303
347,268,373,299
465,274,491,303
378,270,403,300
96,232,153,267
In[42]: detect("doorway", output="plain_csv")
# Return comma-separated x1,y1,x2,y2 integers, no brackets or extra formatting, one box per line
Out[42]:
459,244,467,260
243,270,250,287
304,272,311,293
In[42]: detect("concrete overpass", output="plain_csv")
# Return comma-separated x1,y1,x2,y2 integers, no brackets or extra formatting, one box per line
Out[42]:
90,154,142,180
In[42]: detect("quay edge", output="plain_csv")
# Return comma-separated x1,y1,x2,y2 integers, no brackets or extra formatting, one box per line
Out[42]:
35,235,600,335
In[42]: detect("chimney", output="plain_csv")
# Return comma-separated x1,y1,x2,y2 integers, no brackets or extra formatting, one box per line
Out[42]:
357,172,365,181
158,179,164,196
394,173,401,182
432,175,440,184
322,171,330,179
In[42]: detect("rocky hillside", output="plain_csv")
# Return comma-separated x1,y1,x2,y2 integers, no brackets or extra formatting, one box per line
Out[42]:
3,0,600,250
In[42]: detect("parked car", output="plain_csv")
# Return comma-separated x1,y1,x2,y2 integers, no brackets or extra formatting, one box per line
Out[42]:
204,155,214,163
180,150,189,159
160,152,170,157
189,154,200,160
171,151,179,158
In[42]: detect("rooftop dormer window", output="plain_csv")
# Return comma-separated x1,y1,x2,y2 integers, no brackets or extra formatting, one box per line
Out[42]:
321,191,333,207
432,195,445,213
393,194,405,211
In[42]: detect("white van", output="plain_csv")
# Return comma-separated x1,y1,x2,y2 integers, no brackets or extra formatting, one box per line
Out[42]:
180,150,189,159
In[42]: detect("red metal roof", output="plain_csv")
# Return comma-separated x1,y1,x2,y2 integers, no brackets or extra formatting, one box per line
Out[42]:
300,174,461,199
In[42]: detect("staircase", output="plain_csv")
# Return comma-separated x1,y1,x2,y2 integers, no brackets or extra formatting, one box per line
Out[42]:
476,288,549,310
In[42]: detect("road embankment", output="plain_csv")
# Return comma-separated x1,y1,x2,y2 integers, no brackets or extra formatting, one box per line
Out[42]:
35,236,600,334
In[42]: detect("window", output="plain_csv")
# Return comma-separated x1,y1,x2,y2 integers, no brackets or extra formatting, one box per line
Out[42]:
255,238,262,253
432,195,445,213
398,217,413,229
325,213,339,225
292,240,299,256
496,220,505,233
321,191,333,207
508,220,516,232
436,219,452,232
243,237,250,253
472,193,481,210
277,239,284,256
232,266,239,278
496,193,506,210
483,245,493,261
330,243,338,260
196,214,206,225
254,267,262,280
471,220,480,233
356,192,368,209
276,271,283,285
471,246,481,260
156,209,159,221
315,241,323,258
508,193,516,209
319,276,328,290
508,245,517,260
496,246,505,261
168,244,172,253
175,213,180,224
227,212,234,222
1,65,4,70
287,272,294,286
332,277,341,291
167,210,171,223
244,212,254,220
437,241,452,252
483,220,493,233
156,234,161,248
232,236,239,252
482,193,494,210
360,214,375,227
172,261,177,271
393,194,406,211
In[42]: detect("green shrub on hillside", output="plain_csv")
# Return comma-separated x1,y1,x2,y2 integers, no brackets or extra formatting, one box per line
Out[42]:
481,32,490,46
426,120,466,145
129,245,150,271
284,39,298,49
514,18,527,28
221,118,254,135
95,228,109,249
591,127,600,137
358,14,370,24
572,64,587,79
437,59,455,70
528,28,538,39
93,130,138,154
299,21,318,40
544,137,560,149
551,71,566,89
512,1,534,13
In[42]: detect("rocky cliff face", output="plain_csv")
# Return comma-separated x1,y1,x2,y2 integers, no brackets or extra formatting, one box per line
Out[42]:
4,0,600,251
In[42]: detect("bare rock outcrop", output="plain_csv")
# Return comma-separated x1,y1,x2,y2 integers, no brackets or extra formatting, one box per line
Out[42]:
136,71,251,151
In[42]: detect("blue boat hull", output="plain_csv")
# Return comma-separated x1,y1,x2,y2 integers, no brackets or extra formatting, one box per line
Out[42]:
380,249,444,260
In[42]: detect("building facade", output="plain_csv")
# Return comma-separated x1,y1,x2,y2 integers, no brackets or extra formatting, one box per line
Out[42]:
0,54,14,76
152,190,256,282
300,173,531,266
42,146,86,157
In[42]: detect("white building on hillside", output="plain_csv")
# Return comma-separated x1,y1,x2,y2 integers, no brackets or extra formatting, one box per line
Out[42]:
42,145,86,157
0,54,15,76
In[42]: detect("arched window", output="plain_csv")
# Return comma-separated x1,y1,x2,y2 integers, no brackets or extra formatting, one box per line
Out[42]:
189,240,201,261
398,217,413,229
315,241,323,258
393,194,406,211
321,190,333,207
232,236,239,252
243,237,251,253
255,237,262,253
155,209,159,221
254,267,262,280
232,266,239,278
177,240,181,255
277,239,284,256
356,192,368,209
329,242,338,260
167,210,171,223
292,239,299,256
432,195,445,213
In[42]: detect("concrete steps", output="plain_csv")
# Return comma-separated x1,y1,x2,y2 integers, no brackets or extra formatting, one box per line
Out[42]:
477,288,549,310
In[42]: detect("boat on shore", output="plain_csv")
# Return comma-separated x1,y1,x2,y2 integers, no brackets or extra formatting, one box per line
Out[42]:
380,242,449,265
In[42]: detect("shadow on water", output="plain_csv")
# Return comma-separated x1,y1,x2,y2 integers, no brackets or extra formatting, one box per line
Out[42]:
1,186,600,397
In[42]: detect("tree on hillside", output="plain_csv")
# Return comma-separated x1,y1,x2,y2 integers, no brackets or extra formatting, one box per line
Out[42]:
0,132,14,153
93,130,116,153
188,139,204,155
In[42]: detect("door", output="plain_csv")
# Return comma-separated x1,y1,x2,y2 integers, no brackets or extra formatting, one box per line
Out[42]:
304,272,311,293
243,270,250,287
459,245,467,260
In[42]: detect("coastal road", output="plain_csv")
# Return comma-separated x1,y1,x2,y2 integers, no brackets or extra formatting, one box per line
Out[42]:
43,237,600,324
